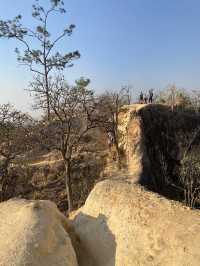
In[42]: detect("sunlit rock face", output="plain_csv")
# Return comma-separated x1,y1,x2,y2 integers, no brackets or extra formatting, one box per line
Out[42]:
72,180,200,266
0,199,78,266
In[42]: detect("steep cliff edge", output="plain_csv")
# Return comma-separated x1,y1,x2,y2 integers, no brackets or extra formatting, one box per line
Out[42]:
102,104,150,181
118,104,150,180
109,104,200,188
71,104,200,266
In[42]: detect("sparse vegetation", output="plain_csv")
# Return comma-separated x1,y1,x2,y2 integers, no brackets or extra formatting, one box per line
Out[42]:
139,104,200,208
34,76,97,212
0,1,200,213
1,83,200,211
94,88,131,169
180,155,200,208
0,104,33,201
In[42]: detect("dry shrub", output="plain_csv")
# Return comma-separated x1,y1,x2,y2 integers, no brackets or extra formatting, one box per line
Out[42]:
139,104,200,209
180,155,200,208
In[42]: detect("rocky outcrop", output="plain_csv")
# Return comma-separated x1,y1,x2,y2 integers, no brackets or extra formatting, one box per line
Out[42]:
0,199,78,266
102,104,150,181
72,179,200,266
118,104,150,180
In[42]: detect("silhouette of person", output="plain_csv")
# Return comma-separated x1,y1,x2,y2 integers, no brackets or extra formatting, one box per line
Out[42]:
139,91,144,104
149,89,154,103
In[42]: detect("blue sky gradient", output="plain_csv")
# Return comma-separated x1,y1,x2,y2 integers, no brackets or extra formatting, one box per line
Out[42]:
1,0,200,112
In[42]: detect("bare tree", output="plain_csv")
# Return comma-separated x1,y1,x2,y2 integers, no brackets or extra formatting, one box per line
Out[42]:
35,76,96,212
0,104,33,201
156,85,191,110
179,153,200,208
191,90,200,113
95,88,131,169
0,0,80,120
121,85,132,104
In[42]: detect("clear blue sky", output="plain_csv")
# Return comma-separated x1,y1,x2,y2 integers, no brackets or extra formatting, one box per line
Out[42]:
1,0,200,113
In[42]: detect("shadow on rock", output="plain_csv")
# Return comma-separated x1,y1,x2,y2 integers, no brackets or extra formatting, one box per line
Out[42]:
72,213,116,266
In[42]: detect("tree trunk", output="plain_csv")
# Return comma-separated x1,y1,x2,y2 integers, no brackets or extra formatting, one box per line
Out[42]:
64,159,73,213
44,65,50,121
43,31,50,121
46,89,50,121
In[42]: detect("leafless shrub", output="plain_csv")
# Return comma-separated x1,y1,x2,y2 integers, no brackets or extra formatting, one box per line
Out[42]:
94,88,131,169
179,155,200,208
0,104,34,201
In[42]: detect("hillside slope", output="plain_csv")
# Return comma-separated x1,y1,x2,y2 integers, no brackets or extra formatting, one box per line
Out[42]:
1,104,200,266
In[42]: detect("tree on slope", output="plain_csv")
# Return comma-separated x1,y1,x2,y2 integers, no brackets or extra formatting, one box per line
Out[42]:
35,76,96,212
95,88,131,169
0,0,80,120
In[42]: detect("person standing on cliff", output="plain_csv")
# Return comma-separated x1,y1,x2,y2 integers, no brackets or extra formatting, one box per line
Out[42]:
149,89,154,103
139,91,144,104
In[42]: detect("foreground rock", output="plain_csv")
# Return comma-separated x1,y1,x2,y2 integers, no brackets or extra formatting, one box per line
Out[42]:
0,199,78,266
72,180,200,266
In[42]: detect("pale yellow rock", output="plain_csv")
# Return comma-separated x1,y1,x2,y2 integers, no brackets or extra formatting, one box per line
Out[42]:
102,104,150,181
118,104,150,180
72,180,200,266
0,199,78,266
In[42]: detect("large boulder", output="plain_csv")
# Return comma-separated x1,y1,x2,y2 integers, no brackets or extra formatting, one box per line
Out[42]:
72,180,200,266
0,199,78,266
